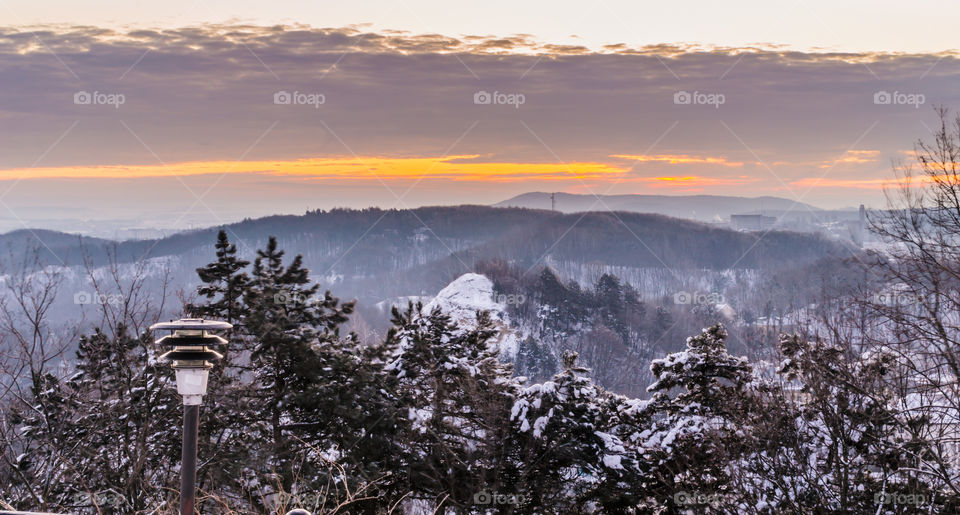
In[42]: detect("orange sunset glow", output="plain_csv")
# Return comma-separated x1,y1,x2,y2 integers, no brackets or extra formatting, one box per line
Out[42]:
0,156,623,182
0,155,766,187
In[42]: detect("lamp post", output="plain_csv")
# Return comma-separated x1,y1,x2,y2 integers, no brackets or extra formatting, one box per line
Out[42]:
150,318,232,515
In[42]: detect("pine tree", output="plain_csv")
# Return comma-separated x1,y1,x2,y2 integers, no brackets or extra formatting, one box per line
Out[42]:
515,335,557,382
240,236,355,498
186,233,389,511
641,323,758,510
508,351,641,512
647,305,674,352
535,268,587,339
595,273,626,338
4,371,83,511
186,229,250,329
382,302,516,510
759,335,959,512
300,335,402,509
184,229,252,507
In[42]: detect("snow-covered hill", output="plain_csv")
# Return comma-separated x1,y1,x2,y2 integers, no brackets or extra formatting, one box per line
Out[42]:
425,273,524,359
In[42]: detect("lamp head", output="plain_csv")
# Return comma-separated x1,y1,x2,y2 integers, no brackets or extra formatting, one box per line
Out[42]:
149,318,232,405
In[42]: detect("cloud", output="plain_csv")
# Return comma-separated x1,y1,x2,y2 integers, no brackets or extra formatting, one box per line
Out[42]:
0,22,956,224
789,177,895,189
610,154,750,167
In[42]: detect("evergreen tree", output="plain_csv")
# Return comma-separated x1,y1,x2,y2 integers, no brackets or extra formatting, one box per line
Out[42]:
515,335,557,382
382,303,516,510
754,335,960,513
537,267,568,308
186,229,250,328
595,273,625,337
641,324,759,511
647,306,674,352
6,327,181,514
240,236,355,498
186,232,397,511
534,268,569,339
4,371,83,511
508,351,641,512
302,335,402,508
184,230,253,507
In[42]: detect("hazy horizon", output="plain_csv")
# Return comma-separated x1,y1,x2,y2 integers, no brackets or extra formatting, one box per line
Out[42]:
0,189,868,239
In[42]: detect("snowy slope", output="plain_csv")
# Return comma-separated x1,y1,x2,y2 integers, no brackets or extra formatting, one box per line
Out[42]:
425,273,523,359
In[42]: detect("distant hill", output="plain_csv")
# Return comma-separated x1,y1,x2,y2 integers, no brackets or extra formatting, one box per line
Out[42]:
0,229,114,265
0,206,860,337
494,192,823,221
3,206,850,271
0,206,855,304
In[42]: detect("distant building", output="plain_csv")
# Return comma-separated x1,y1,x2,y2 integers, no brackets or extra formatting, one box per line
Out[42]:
730,214,777,231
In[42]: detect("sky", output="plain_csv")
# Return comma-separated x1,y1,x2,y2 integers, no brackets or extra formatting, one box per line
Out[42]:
0,1,958,235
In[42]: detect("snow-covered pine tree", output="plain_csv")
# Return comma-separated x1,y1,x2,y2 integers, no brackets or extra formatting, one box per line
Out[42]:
3,371,82,511
382,302,517,510
760,334,960,513
640,323,758,511
534,267,584,340
508,351,641,512
515,335,557,383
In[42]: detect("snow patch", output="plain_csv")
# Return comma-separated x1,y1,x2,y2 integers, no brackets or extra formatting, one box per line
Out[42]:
425,273,524,359
426,273,502,316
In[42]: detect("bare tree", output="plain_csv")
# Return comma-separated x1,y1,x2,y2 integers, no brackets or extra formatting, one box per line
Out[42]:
858,106,960,495
0,247,79,508
0,245,182,513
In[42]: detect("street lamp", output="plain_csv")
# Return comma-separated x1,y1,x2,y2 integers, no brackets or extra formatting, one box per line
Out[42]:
150,318,232,515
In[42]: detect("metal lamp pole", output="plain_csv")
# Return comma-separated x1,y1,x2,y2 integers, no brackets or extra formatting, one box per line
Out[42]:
150,318,232,515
